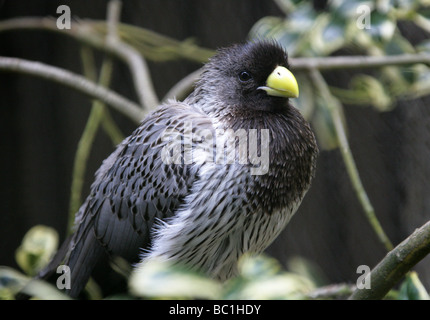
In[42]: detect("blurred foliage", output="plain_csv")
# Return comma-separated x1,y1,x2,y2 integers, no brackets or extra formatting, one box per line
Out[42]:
129,259,223,299
1,226,319,300
221,255,315,299
1,225,429,300
15,225,58,276
1,225,70,300
398,271,430,300
250,0,430,149
130,254,316,300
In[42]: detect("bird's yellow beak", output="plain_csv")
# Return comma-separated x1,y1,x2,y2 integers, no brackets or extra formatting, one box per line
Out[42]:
258,66,299,98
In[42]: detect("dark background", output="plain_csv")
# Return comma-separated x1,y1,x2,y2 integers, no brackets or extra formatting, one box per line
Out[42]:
1,0,429,290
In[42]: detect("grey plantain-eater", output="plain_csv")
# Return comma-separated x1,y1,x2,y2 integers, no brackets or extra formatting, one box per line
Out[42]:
37,40,318,298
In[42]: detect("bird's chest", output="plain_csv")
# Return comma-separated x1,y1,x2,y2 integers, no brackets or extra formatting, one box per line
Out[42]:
234,125,314,215
201,201,297,281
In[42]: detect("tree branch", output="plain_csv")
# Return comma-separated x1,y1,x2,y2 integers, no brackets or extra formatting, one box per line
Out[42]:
67,47,110,233
306,283,355,300
0,56,144,123
291,53,430,71
349,220,430,300
102,25,159,110
0,17,159,110
68,0,124,233
309,68,394,252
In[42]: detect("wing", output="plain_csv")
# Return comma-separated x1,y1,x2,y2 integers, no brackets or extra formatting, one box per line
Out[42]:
71,101,214,262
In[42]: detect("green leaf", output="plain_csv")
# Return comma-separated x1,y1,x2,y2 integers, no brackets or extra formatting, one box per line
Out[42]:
330,0,375,20
223,255,315,300
15,225,59,276
0,266,71,300
417,7,430,20
311,13,348,56
227,273,314,300
406,64,430,98
393,0,423,11
287,2,318,32
322,14,347,47
369,10,396,42
398,272,430,300
416,39,430,53
129,259,221,299
237,254,282,279
349,74,393,111
272,0,298,15
20,279,72,300
0,266,29,299
382,32,416,55
228,255,315,299
276,31,303,56
412,13,430,33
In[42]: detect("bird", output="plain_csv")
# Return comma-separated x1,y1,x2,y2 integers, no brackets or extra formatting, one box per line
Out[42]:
36,40,318,298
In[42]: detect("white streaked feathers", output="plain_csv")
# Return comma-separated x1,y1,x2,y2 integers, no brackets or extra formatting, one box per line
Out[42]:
136,160,301,281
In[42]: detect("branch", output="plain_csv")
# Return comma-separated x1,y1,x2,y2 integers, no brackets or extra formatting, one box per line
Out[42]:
102,26,159,110
291,53,430,71
67,0,124,233
67,47,112,233
0,56,144,123
309,68,394,252
3,17,430,107
0,17,159,110
349,220,430,300
306,283,355,300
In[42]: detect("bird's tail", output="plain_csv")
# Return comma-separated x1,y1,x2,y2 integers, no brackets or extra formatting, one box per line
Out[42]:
36,226,105,298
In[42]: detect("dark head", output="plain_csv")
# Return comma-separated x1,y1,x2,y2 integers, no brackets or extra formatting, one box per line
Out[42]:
191,40,299,115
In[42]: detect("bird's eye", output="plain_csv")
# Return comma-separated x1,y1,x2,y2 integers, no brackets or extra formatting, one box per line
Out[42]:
238,71,252,82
